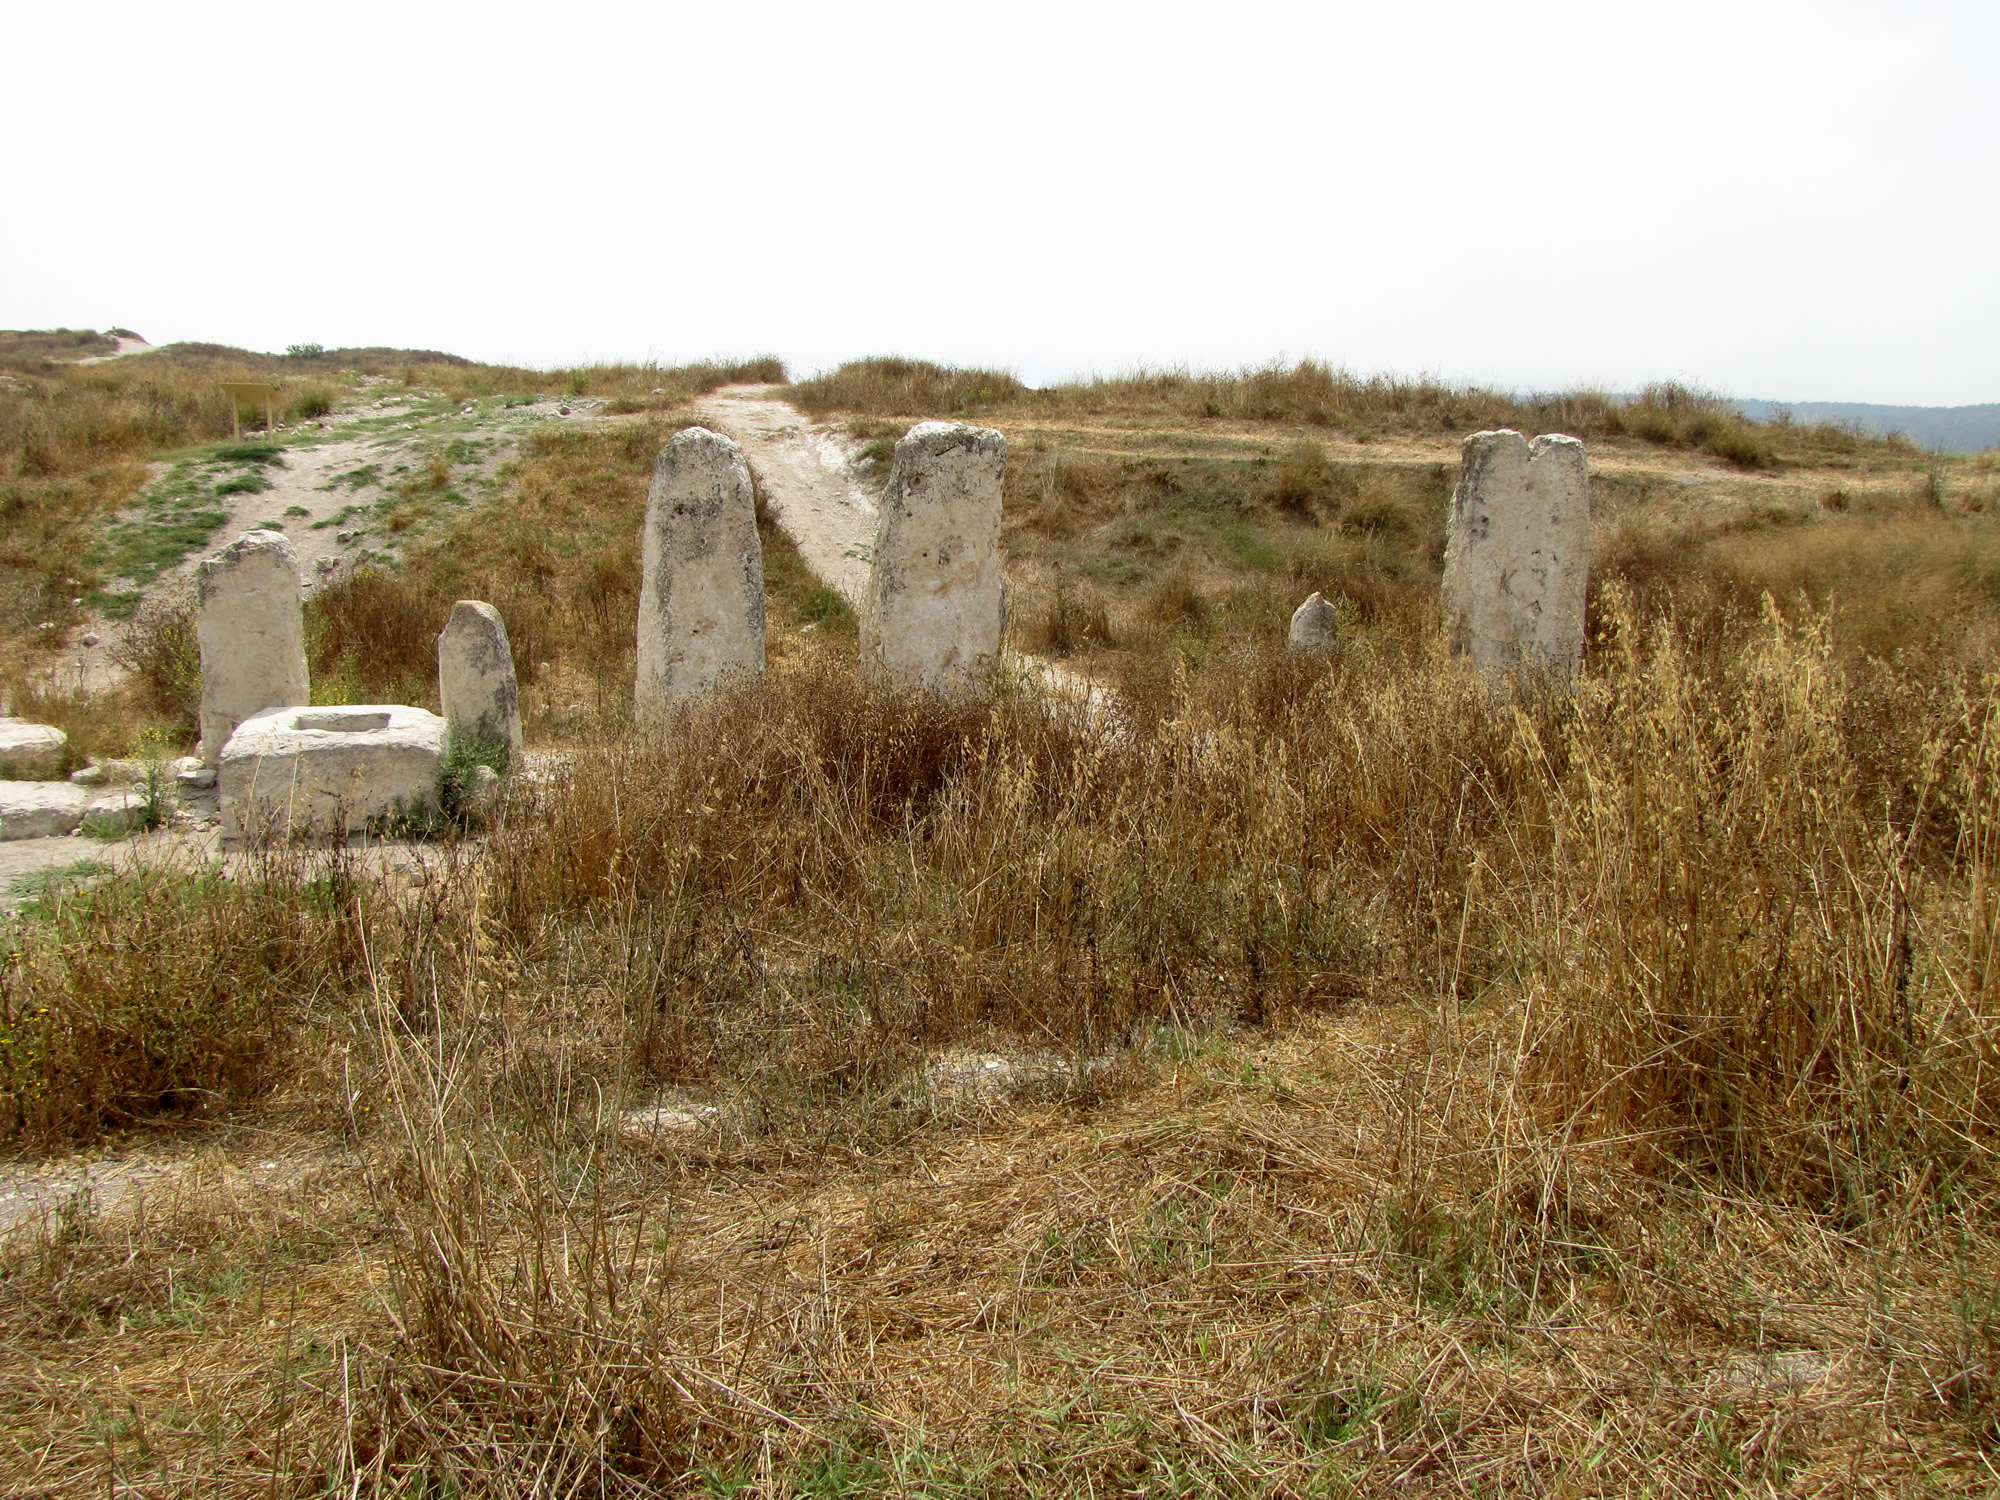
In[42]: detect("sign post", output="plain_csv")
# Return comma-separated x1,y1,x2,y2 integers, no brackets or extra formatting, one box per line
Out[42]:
219,382,279,440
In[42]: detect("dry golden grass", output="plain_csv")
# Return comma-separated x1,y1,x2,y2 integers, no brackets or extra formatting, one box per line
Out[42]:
9,336,2000,1494
6,601,2000,1492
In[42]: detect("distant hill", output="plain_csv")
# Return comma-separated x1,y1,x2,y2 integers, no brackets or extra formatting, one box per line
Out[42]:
1736,399,2000,453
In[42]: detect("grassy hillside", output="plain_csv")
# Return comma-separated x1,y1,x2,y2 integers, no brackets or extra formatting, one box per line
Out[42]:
5,341,2000,1493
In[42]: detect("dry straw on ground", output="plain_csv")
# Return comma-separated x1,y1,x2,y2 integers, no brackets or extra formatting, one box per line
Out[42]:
5,344,2000,1495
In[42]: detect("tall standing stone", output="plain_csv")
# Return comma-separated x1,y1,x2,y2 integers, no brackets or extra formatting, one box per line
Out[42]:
1287,592,1339,658
437,600,522,765
1440,430,1589,681
197,529,308,766
635,426,765,716
860,422,1006,689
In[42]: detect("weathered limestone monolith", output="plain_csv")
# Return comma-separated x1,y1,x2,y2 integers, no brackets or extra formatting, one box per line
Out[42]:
197,529,309,766
437,600,522,765
860,422,1006,688
635,427,766,716
1287,592,1339,658
1440,431,1589,681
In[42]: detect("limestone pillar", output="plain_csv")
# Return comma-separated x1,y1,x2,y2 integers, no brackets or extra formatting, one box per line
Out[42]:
1287,592,1339,658
635,426,765,716
1440,431,1590,681
437,600,522,765
196,529,309,766
860,422,1006,689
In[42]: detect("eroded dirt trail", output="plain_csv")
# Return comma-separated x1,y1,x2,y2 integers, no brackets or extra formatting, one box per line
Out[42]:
692,386,878,603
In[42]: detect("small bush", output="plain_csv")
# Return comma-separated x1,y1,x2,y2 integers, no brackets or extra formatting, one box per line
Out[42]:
1025,575,1115,657
1262,440,1337,515
286,386,334,422
790,358,1026,418
1142,566,1209,629
109,587,201,736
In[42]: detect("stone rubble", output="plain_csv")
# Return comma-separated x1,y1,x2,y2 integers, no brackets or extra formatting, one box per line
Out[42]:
860,422,1006,689
635,427,766,716
1440,430,1590,681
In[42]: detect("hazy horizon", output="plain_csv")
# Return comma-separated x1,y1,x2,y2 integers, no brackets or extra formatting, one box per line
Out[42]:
7,0,1994,408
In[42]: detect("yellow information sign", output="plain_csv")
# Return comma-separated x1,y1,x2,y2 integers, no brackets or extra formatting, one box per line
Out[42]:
219,381,279,440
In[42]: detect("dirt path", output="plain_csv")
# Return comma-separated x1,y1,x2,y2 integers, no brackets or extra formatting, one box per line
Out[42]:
693,386,878,603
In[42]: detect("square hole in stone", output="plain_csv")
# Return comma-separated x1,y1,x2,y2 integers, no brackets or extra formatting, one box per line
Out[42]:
292,710,391,732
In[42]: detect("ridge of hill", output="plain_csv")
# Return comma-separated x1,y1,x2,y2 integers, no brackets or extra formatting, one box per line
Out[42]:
1737,397,2000,453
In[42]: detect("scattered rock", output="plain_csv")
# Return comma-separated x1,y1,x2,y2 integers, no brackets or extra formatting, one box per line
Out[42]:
459,763,502,826
315,556,338,574
619,1092,721,1135
0,719,68,780
83,788,151,834
336,529,355,544
175,763,217,790
80,632,100,647
1287,592,1339,658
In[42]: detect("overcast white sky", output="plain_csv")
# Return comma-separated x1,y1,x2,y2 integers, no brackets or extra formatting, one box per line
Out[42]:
5,0,1995,405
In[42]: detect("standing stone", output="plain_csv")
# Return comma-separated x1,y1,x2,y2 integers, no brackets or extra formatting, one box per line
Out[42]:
197,529,308,766
1287,592,1340,658
860,422,1006,688
437,600,522,765
1440,430,1590,681
635,427,765,716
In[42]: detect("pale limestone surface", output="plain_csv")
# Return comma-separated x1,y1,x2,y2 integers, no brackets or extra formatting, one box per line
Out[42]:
635,427,765,716
1440,431,1590,681
860,422,1006,689
197,530,309,767
1287,592,1340,658
218,704,444,842
0,719,67,779
0,783,90,840
0,784,142,840
437,600,522,762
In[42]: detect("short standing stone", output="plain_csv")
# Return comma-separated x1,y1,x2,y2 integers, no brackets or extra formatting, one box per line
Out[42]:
860,422,1006,688
1440,430,1590,680
1287,592,1340,658
635,427,765,716
197,530,309,767
0,719,68,779
437,600,522,764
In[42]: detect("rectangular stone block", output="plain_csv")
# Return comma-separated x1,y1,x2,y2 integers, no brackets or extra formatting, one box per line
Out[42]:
860,422,1005,688
636,427,765,716
1440,430,1590,681
218,704,445,842
198,530,310,766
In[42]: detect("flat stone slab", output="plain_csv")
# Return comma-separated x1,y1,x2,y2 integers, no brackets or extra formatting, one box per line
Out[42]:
219,704,445,841
0,783,90,840
0,784,154,841
0,719,68,780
